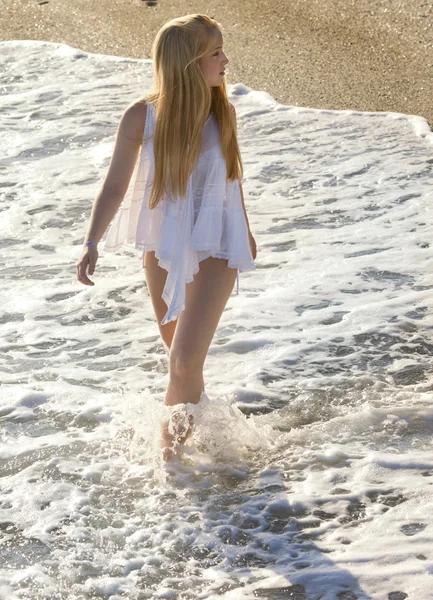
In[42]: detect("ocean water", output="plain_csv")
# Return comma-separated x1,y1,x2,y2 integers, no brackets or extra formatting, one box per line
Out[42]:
1,40,433,600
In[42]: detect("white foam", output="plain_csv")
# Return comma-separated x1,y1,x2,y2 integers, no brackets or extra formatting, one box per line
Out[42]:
1,40,432,600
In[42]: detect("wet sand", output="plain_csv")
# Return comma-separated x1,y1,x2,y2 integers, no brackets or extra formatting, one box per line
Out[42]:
2,0,432,129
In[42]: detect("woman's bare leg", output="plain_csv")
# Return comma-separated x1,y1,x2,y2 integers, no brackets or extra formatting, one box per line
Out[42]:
144,250,204,394
143,250,177,354
161,256,237,457
143,251,237,458
166,256,237,405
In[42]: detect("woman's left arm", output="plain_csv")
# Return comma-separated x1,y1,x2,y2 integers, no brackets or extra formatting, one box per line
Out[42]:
239,181,257,259
238,180,251,233
230,103,257,260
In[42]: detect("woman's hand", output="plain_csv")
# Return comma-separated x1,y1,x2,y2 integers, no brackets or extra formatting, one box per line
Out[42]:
248,230,257,260
76,246,98,286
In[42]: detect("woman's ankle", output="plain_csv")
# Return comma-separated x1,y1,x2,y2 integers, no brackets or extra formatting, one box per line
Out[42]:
164,379,204,406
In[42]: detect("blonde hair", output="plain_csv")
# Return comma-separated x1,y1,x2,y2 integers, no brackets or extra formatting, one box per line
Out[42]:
143,13,243,209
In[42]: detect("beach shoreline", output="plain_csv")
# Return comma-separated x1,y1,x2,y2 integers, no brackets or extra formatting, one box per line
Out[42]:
2,0,432,130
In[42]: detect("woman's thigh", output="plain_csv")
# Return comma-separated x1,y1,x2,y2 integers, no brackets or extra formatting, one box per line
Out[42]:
143,250,177,351
170,256,237,372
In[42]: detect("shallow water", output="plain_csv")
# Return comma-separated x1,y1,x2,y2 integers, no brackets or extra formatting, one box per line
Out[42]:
1,40,433,600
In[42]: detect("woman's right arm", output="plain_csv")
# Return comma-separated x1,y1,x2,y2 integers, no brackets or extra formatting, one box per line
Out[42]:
76,100,147,286
84,100,147,246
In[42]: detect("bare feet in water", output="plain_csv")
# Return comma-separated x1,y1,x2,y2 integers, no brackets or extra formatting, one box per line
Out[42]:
160,406,194,461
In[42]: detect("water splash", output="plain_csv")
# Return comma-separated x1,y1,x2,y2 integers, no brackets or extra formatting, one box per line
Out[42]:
110,389,274,483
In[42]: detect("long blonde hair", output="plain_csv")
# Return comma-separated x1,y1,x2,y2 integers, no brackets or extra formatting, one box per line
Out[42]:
143,14,243,209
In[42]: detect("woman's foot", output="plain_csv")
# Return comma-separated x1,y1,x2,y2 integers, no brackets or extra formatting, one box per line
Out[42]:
160,406,194,460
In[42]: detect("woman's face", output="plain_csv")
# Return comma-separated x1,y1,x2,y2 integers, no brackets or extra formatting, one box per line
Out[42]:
199,33,229,87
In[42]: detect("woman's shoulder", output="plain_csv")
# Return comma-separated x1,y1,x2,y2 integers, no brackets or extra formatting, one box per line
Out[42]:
118,97,149,142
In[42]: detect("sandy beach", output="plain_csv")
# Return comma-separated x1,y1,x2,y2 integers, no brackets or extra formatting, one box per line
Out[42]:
2,2,433,598
2,0,432,129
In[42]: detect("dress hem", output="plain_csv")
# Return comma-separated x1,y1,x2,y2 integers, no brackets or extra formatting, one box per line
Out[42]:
103,240,256,273
157,248,245,325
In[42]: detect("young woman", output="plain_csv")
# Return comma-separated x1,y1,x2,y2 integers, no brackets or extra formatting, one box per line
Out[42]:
76,14,257,459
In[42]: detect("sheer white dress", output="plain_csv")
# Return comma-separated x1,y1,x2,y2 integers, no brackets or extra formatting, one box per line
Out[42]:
103,100,256,325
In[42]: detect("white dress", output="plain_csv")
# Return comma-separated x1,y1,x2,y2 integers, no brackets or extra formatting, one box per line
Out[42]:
103,100,256,325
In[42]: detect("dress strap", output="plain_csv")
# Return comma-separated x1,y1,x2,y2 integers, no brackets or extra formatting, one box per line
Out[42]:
143,99,154,141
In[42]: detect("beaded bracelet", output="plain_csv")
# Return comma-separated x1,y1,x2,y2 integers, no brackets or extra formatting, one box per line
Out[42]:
85,241,97,247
